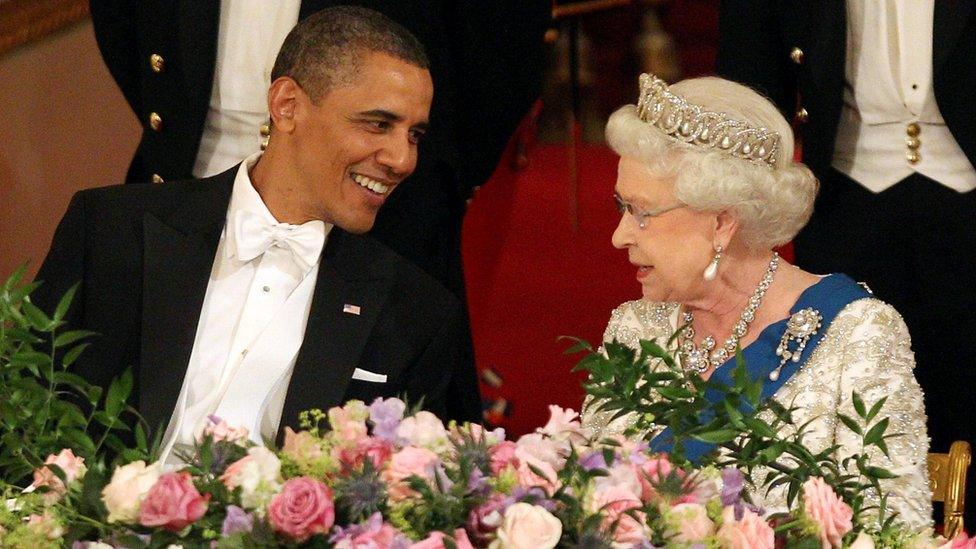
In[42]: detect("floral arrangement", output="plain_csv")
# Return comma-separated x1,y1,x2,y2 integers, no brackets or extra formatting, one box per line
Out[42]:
0,398,969,548
1,273,972,548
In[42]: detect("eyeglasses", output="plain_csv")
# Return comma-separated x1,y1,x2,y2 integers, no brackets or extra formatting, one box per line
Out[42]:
613,193,685,229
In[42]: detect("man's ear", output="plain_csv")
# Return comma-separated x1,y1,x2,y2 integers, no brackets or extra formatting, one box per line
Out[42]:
714,209,740,248
267,77,302,134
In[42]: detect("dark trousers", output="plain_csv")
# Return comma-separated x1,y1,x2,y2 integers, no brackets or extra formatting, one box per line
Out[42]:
795,169,976,528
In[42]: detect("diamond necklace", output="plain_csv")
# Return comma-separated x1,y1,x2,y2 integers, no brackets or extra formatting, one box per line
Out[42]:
678,252,780,373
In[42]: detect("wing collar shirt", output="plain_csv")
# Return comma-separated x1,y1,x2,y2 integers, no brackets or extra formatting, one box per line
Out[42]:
833,0,976,193
160,152,332,464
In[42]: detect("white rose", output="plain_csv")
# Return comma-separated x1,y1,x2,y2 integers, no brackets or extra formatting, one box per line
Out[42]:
489,502,562,549
101,460,162,524
395,411,450,452
850,532,876,549
222,446,282,510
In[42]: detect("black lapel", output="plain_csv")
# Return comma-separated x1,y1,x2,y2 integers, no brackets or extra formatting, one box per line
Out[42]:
279,230,396,436
934,0,976,72
175,0,219,121
139,169,234,432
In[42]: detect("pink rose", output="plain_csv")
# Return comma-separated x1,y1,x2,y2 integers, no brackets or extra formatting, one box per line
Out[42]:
30,448,87,502
268,477,336,542
382,447,440,501
202,417,250,444
411,528,475,549
941,533,976,549
802,477,853,549
716,506,774,549
489,441,519,474
138,472,210,532
587,484,647,545
282,427,324,461
334,518,403,549
490,502,562,549
515,457,560,495
338,437,393,470
666,503,715,543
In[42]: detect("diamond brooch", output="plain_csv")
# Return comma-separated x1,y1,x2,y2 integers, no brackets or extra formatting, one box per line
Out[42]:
770,307,822,381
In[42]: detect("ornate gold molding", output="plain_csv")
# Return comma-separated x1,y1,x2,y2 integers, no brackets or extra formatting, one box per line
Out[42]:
0,0,90,57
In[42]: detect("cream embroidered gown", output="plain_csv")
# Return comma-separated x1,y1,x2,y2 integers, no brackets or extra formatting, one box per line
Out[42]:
581,280,933,529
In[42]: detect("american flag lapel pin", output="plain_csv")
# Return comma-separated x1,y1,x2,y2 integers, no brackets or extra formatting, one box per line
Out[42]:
343,303,362,315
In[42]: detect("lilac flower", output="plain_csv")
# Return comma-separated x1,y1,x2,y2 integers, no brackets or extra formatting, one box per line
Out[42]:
579,450,610,471
720,467,744,507
221,505,254,536
466,495,509,546
467,466,492,496
368,398,406,442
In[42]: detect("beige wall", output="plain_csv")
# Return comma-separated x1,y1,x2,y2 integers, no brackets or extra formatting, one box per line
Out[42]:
0,19,140,281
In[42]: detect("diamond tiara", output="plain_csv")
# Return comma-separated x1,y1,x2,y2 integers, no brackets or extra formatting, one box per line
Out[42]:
635,73,780,168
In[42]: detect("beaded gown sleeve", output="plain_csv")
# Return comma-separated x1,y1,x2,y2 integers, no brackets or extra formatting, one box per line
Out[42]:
581,297,933,530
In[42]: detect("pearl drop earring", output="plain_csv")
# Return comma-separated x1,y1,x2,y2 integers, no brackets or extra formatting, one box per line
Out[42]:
703,245,724,281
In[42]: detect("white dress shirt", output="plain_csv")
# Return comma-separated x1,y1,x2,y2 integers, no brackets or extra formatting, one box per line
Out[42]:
160,152,332,464
832,0,976,193
192,0,301,178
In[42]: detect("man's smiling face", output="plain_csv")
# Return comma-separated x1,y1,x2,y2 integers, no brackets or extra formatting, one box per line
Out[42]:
290,51,433,233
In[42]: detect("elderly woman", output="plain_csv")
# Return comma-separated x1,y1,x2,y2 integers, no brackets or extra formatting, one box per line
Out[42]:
581,74,932,528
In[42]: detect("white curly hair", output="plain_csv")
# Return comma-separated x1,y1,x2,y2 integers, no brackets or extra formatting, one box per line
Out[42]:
606,76,818,249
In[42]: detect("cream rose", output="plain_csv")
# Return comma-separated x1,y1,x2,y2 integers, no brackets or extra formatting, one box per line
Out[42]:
101,460,162,524
220,446,282,510
489,502,562,549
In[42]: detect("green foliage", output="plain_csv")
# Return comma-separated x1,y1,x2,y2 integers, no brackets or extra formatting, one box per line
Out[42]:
0,267,156,522
573,334,907,536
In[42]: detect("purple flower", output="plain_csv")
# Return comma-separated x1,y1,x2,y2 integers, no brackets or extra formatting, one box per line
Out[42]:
467,466,492,496
221,505,254,536
579,450,610,471
466,495,509,545
720,467,744,507
368,398,406,442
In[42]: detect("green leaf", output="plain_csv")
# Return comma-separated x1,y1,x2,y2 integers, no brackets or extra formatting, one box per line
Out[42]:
62,342,91,368
53,329,97,349
837,413,863,436
691,429,740,444
51,283,79,322
865,397,888,423
863,417,890,447
104,370,134,417
852,391,867,419
861,465,899,480
21,298,53,331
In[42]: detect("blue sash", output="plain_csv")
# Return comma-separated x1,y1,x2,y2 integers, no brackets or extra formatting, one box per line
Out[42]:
649,274,872,463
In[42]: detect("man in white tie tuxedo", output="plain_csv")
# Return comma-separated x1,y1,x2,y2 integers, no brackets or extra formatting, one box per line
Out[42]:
31,7,479,457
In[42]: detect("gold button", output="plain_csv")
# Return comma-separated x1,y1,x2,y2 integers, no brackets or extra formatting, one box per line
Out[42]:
906,122,921,137
151,173,164,184
907,150,921,164
149,53,165,73
260,124,271,137
906,136,921,150
795,107,809,123
149,112,162,131
790,47,804,64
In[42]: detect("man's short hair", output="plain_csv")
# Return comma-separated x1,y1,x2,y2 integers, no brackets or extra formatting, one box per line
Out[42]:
271,6,430,102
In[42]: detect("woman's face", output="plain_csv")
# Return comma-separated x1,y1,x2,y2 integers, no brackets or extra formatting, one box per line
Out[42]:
612,156,716,302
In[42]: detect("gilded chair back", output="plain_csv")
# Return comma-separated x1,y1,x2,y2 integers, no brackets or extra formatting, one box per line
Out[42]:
928,440,971,539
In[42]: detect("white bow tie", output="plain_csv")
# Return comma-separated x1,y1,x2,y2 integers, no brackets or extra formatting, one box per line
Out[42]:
232,210,326,273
